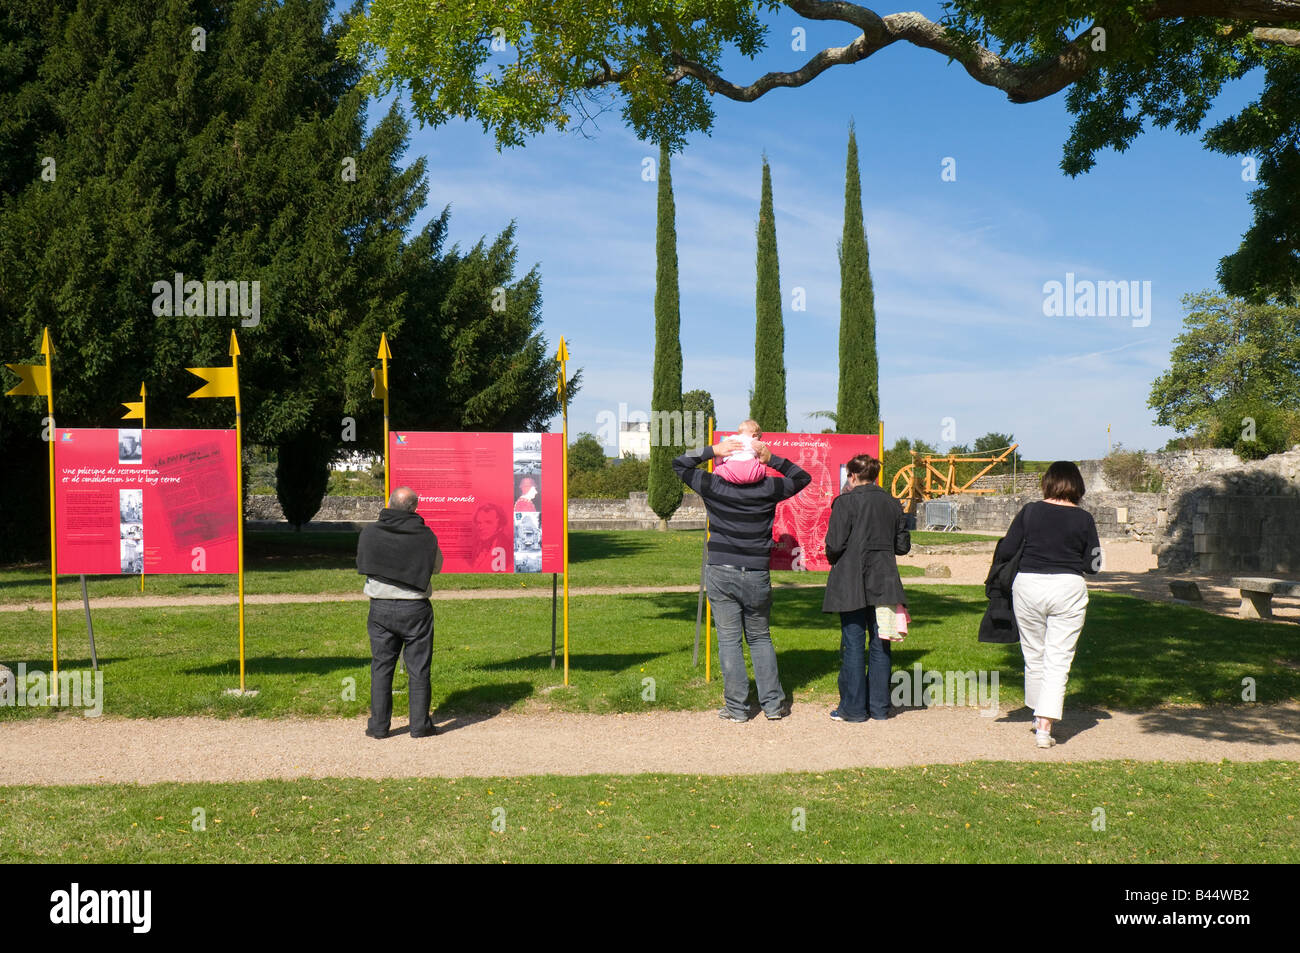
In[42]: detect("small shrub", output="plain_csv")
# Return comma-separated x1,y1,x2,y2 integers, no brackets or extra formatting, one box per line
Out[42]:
1102,444,1165,493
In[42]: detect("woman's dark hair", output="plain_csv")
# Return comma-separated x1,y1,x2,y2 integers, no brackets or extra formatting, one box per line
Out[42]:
1040,461,1085,503
846,454,881,484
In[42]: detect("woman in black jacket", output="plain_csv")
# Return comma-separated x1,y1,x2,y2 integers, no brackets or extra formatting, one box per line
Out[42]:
822,454,911,722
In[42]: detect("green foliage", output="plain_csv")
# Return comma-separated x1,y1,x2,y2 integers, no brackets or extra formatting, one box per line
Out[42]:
340,0,768,151
344,2,1300,299
972,432,1020,474
1206,398,1300,461
681,389,716,446
836,124,879,436
275,432,333,529
1148,291,1300,435
1102,444,1165,493
647,144,683,522
568,457,650,498
882,437,936,490
0,0,571,556
568,432,608,473
750,156,787,432
388,213,577,433
326,468,385,497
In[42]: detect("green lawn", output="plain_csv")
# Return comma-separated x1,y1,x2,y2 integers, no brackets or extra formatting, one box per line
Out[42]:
2,761,1295,863
0,529,920,604
2,585,1295,720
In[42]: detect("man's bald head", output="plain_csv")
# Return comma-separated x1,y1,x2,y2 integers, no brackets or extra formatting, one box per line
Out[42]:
388,486,419,512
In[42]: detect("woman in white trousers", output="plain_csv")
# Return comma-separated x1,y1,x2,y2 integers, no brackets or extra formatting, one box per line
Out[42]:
1000,461,1102,748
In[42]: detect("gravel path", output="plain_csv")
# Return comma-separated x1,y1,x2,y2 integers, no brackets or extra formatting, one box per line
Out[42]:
3,703,1298,785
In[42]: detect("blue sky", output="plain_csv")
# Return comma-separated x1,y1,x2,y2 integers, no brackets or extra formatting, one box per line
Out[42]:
371,3,1261,460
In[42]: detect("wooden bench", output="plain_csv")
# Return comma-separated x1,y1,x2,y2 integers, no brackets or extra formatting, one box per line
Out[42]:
1230,577,1300,620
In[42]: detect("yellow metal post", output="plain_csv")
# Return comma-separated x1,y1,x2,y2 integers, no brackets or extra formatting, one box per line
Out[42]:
5,329,56,673
44,331,57,677
705,417,713,683
231,334,245,693
377,334,392,500
557,337,570,686
186,332,243,691
877,419,884,487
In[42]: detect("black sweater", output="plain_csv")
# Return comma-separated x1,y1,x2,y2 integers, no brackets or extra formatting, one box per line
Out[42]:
356,508,441,593
672,445,811,569
995,500,1102,576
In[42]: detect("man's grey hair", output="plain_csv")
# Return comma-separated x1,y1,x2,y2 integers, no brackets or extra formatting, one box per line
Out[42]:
388,486,420,512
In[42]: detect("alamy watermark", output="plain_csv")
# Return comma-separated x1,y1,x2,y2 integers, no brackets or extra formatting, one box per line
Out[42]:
0,664,103,717
151,272,260,327
1042,273,1151,328
891,665,1000,714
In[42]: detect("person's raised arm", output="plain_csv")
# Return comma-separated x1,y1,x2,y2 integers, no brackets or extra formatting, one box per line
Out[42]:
672,438,742,494
753,441,810,500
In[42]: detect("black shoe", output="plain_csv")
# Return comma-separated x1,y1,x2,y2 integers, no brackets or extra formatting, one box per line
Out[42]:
410,723,438,738
764,708,786,721
365,727,389,739
718,708,748,723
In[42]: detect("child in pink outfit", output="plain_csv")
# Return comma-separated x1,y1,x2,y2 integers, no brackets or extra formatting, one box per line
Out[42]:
714,420,769,484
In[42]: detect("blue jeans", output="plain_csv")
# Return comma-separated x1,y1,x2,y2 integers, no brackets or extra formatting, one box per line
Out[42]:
839,608,892,721
706,564,786,718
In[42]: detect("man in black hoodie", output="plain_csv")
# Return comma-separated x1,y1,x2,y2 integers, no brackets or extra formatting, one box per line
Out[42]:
356,486,443,739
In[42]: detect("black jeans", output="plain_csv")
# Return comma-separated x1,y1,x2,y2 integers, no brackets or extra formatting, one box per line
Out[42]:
367,598,435,735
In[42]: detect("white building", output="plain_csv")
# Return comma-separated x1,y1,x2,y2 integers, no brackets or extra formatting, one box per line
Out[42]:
618,420,651,460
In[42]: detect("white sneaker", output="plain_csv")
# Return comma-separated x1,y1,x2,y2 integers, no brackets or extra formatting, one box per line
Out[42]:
1035,729,1056,749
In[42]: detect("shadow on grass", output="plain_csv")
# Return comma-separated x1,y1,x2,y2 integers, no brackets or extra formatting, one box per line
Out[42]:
182,655,367,676
567,532,662,564
433,681,535,732
475,651,669,674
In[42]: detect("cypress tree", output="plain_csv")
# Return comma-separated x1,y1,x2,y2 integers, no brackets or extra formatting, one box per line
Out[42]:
836,122,879,434
647,143,684,527
750,156,788,432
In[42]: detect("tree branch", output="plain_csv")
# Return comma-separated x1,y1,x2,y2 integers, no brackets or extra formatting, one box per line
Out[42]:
616,1,1300,107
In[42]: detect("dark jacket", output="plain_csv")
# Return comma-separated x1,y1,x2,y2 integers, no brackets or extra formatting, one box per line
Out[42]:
978,532,1025,643
356,507,441,594
821,482,911,613
672,445,811,569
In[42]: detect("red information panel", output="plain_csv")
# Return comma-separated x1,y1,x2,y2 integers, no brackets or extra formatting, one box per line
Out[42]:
715,431,882,571
389,431,564,574
54,428,238,574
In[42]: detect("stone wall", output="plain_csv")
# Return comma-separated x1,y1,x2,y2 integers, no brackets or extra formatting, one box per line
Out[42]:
569,491,707,530
921,491,1165,540
1154,448,1300,573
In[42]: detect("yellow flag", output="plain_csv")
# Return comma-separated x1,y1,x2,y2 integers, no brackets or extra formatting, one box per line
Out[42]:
370,366,387,400
122,400,145,419
4,363,49,397
186,365,238,399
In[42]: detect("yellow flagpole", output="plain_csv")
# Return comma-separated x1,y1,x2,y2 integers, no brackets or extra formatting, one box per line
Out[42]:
705,416,713,683
878,419,884,487
232,336,245,692
141,383,147,592
378,333,392,500
558,337,570,686
44,330,57,678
